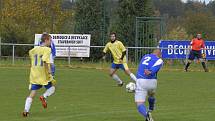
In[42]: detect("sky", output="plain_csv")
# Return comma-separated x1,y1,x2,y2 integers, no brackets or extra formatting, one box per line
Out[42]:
181,0,214,4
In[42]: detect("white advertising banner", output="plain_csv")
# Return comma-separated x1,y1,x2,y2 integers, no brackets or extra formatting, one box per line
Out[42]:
35,34,91,57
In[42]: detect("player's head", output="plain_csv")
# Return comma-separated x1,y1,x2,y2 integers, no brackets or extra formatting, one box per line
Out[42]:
197,34,202,39
41,33,51,46
152,49,161,58
110,32,116,42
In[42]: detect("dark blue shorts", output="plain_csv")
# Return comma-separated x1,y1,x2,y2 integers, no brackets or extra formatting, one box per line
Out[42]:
189,50,202,60
30,82,52,90
111,63,125,70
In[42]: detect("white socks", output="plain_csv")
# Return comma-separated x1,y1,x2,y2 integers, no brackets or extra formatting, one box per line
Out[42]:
24,97,33,112
112,74,123,84
43,86,56,98
130,73,137,82
112,73,136,84
24,87,55,112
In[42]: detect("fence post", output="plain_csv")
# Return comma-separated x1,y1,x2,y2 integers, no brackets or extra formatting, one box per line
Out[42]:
68,46,71,65
185,46,189,65
12,44,15,65
126,47,128,63
0,37,1,58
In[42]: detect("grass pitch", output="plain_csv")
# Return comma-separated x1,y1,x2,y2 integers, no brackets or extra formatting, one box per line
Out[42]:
0,67,214,121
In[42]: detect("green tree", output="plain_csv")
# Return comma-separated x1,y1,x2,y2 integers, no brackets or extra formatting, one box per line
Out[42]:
0,0,72,56
73,0,109,46
207,1,215,16
111,0,154,47
142,0,154,17
163,26,192,40
73,0,110,60
111,0,135,46
184,11,215,40
153,0,184,17
185,0,208,13
1,0,72,43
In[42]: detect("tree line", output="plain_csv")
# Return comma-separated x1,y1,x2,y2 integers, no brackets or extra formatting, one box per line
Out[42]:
0,0,215,56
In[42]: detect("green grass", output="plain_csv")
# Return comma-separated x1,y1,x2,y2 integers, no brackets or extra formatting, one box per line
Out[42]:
0,66,214,121
1,57,215,72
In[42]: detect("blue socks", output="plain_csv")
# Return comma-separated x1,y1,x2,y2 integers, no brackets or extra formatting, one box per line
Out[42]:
137,97,156,118
137,104,147,117
148,96,156,111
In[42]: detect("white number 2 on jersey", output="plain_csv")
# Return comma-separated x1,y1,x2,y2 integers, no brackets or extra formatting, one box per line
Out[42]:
142,56,151,65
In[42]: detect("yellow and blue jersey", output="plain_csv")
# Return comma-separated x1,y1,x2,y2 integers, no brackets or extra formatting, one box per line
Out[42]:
29,46,51,85
103,40,127,64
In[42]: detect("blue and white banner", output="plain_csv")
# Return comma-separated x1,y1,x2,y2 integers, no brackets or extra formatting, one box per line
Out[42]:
159,40,215,60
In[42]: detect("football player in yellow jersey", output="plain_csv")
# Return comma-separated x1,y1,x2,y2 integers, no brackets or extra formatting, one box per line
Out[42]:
23,33,56,117
103,32,136,86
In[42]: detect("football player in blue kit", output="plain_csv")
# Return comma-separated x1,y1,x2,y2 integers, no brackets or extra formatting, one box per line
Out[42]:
135,49,163,121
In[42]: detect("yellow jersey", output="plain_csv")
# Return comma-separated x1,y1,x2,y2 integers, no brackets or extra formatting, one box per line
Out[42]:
29,46,51,85
103,40,127,64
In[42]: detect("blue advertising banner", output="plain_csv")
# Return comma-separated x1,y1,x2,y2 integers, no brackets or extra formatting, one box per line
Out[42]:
159,40,215,60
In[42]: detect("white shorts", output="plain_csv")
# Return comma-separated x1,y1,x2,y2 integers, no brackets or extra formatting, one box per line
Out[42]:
50,54,54,64
135,79,157,102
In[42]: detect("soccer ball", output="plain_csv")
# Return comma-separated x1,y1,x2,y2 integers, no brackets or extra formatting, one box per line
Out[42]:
126,82,136,93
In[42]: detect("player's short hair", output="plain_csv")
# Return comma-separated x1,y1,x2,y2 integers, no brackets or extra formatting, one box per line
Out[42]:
153,49,161,53
110,32,116,37
41,33,51,42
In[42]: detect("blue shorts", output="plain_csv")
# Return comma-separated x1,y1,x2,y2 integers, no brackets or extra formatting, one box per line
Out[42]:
111,63,128,70
30,82,52,90
189,50,202,60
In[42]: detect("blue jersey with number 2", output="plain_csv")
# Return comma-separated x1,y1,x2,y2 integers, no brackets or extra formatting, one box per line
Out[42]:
136,54,163,79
